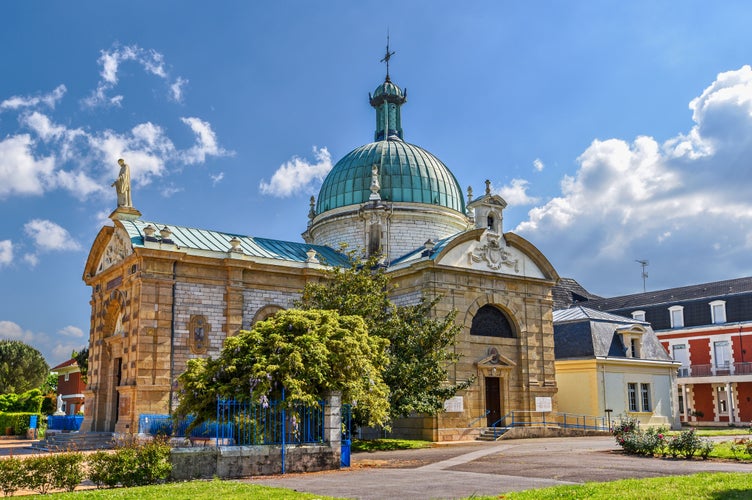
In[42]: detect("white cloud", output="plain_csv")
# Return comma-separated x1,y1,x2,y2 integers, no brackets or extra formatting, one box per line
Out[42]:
533,158,544,172
23,219,82,252
496,178,539,206
83,45,176,108
23,253,38,267
211,172,225,186
0,134,56,198
0,85,66,112
171,77,188,102
0,321,34,342
58,325,84,338
515,65,752,295
0,240,12,266
260,146,333,197
179,117,230,164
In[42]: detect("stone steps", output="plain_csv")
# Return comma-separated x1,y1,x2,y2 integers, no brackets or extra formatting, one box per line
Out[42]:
476,427,510,441
32,432,116,451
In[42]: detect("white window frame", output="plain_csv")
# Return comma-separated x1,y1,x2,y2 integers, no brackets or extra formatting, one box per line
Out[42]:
669,305,684,328
710,300,726,324
672,344,689,376
713,340,731,370
640,383,651,412
627,383,638,412
64,372,69,382
632,310,646,321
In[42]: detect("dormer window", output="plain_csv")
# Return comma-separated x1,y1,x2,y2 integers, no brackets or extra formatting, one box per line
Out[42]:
618,326,645,358
632,310,645,321
487,214,495,230
669,305,684,328
710,300,726,324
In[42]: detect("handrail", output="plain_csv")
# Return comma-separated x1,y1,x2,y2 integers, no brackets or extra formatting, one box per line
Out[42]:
467,410,490,427
485,410,608,438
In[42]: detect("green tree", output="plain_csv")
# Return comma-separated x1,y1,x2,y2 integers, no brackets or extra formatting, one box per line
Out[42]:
72,347,89,384
0,340,49,394
297,254,470,421
175,309,390,428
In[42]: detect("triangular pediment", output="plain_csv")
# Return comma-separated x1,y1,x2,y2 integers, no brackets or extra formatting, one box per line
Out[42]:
475,348,516,368
83,225,134,281
468,193,508,210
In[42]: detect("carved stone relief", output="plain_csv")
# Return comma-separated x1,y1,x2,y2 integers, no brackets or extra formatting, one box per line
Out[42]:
469,233,519,272
97,228,133,275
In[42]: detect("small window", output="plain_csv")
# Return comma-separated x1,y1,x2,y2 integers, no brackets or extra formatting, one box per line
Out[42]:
640,383,651,412
630,338,640,359
678,394,684,414
64,373,69,382
669,306,684,328
628,383,638,412
631,310,645,321
487,215,495,230
710,300,726,324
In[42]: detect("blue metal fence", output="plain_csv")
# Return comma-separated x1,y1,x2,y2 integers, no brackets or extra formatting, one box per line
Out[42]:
138,396,326,447
47,415,84,431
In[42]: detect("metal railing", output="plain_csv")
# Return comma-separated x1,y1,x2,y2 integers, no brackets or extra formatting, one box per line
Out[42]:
466,410,490,427
677,362,752,378
488,410,609,438
138,396,326,447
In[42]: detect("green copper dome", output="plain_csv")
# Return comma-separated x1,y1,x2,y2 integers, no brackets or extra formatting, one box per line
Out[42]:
316,140,466,213
316,76,465,214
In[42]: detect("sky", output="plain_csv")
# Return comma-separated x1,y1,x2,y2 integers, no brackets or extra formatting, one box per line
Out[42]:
2,1,752,367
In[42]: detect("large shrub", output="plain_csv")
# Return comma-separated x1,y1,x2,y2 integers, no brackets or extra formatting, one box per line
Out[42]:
88,438,172,488
615,420,714,459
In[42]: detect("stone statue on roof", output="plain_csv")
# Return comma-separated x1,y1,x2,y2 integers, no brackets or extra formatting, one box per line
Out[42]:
112,158,132,208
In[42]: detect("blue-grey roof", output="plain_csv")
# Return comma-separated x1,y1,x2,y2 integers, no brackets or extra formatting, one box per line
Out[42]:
553,306,671,361
119,220,350,266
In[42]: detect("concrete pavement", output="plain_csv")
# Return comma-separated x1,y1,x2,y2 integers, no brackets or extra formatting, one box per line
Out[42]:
246,436,752,499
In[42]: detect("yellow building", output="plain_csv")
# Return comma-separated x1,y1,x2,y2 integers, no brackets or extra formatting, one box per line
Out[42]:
553,307,680,428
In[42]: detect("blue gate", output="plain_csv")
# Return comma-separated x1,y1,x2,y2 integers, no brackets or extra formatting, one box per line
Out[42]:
341,403,352,467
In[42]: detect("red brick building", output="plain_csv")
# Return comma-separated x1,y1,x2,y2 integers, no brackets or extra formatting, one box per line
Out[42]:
51,359,86,416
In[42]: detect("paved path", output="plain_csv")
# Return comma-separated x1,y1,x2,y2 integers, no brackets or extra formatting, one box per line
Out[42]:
247,436,752,499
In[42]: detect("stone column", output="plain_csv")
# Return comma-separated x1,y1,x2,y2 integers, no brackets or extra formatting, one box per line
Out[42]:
726,383,734,424
323,391,342,448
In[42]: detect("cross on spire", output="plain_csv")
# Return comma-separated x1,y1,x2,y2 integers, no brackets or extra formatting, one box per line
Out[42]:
380,33,396,81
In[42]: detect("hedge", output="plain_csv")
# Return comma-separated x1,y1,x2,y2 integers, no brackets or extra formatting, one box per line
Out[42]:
0,412,41,436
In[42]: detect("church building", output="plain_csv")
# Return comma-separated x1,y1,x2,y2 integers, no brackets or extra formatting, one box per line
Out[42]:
81,63,560,441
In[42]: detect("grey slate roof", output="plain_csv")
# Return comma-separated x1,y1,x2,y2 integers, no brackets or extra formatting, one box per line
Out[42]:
552,277,602,310
553,306,671,361
582,276,752,311
120,220,351,266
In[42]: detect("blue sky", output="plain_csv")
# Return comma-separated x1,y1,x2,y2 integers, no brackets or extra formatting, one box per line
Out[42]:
3,1,752,366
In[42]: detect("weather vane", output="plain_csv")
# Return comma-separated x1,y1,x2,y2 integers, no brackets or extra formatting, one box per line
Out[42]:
380,32,396,81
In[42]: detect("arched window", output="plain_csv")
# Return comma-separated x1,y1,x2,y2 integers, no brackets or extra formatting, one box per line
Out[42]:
471,305,516,338
487,215,495,230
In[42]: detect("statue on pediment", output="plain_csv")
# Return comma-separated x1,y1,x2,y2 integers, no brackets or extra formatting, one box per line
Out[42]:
112,158,132,208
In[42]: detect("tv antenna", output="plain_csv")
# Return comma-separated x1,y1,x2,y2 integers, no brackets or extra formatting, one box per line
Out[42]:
635,259,649,292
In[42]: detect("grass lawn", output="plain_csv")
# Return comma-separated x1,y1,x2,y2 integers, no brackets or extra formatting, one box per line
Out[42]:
477,472,752,500
36,479,340,499
667,427,751,437
351,438,433,452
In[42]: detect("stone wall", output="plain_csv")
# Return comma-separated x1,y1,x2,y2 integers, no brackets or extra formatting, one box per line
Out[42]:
171,444,340,479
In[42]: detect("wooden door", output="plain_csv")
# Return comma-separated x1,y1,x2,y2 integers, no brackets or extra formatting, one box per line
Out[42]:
485,376,501,426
